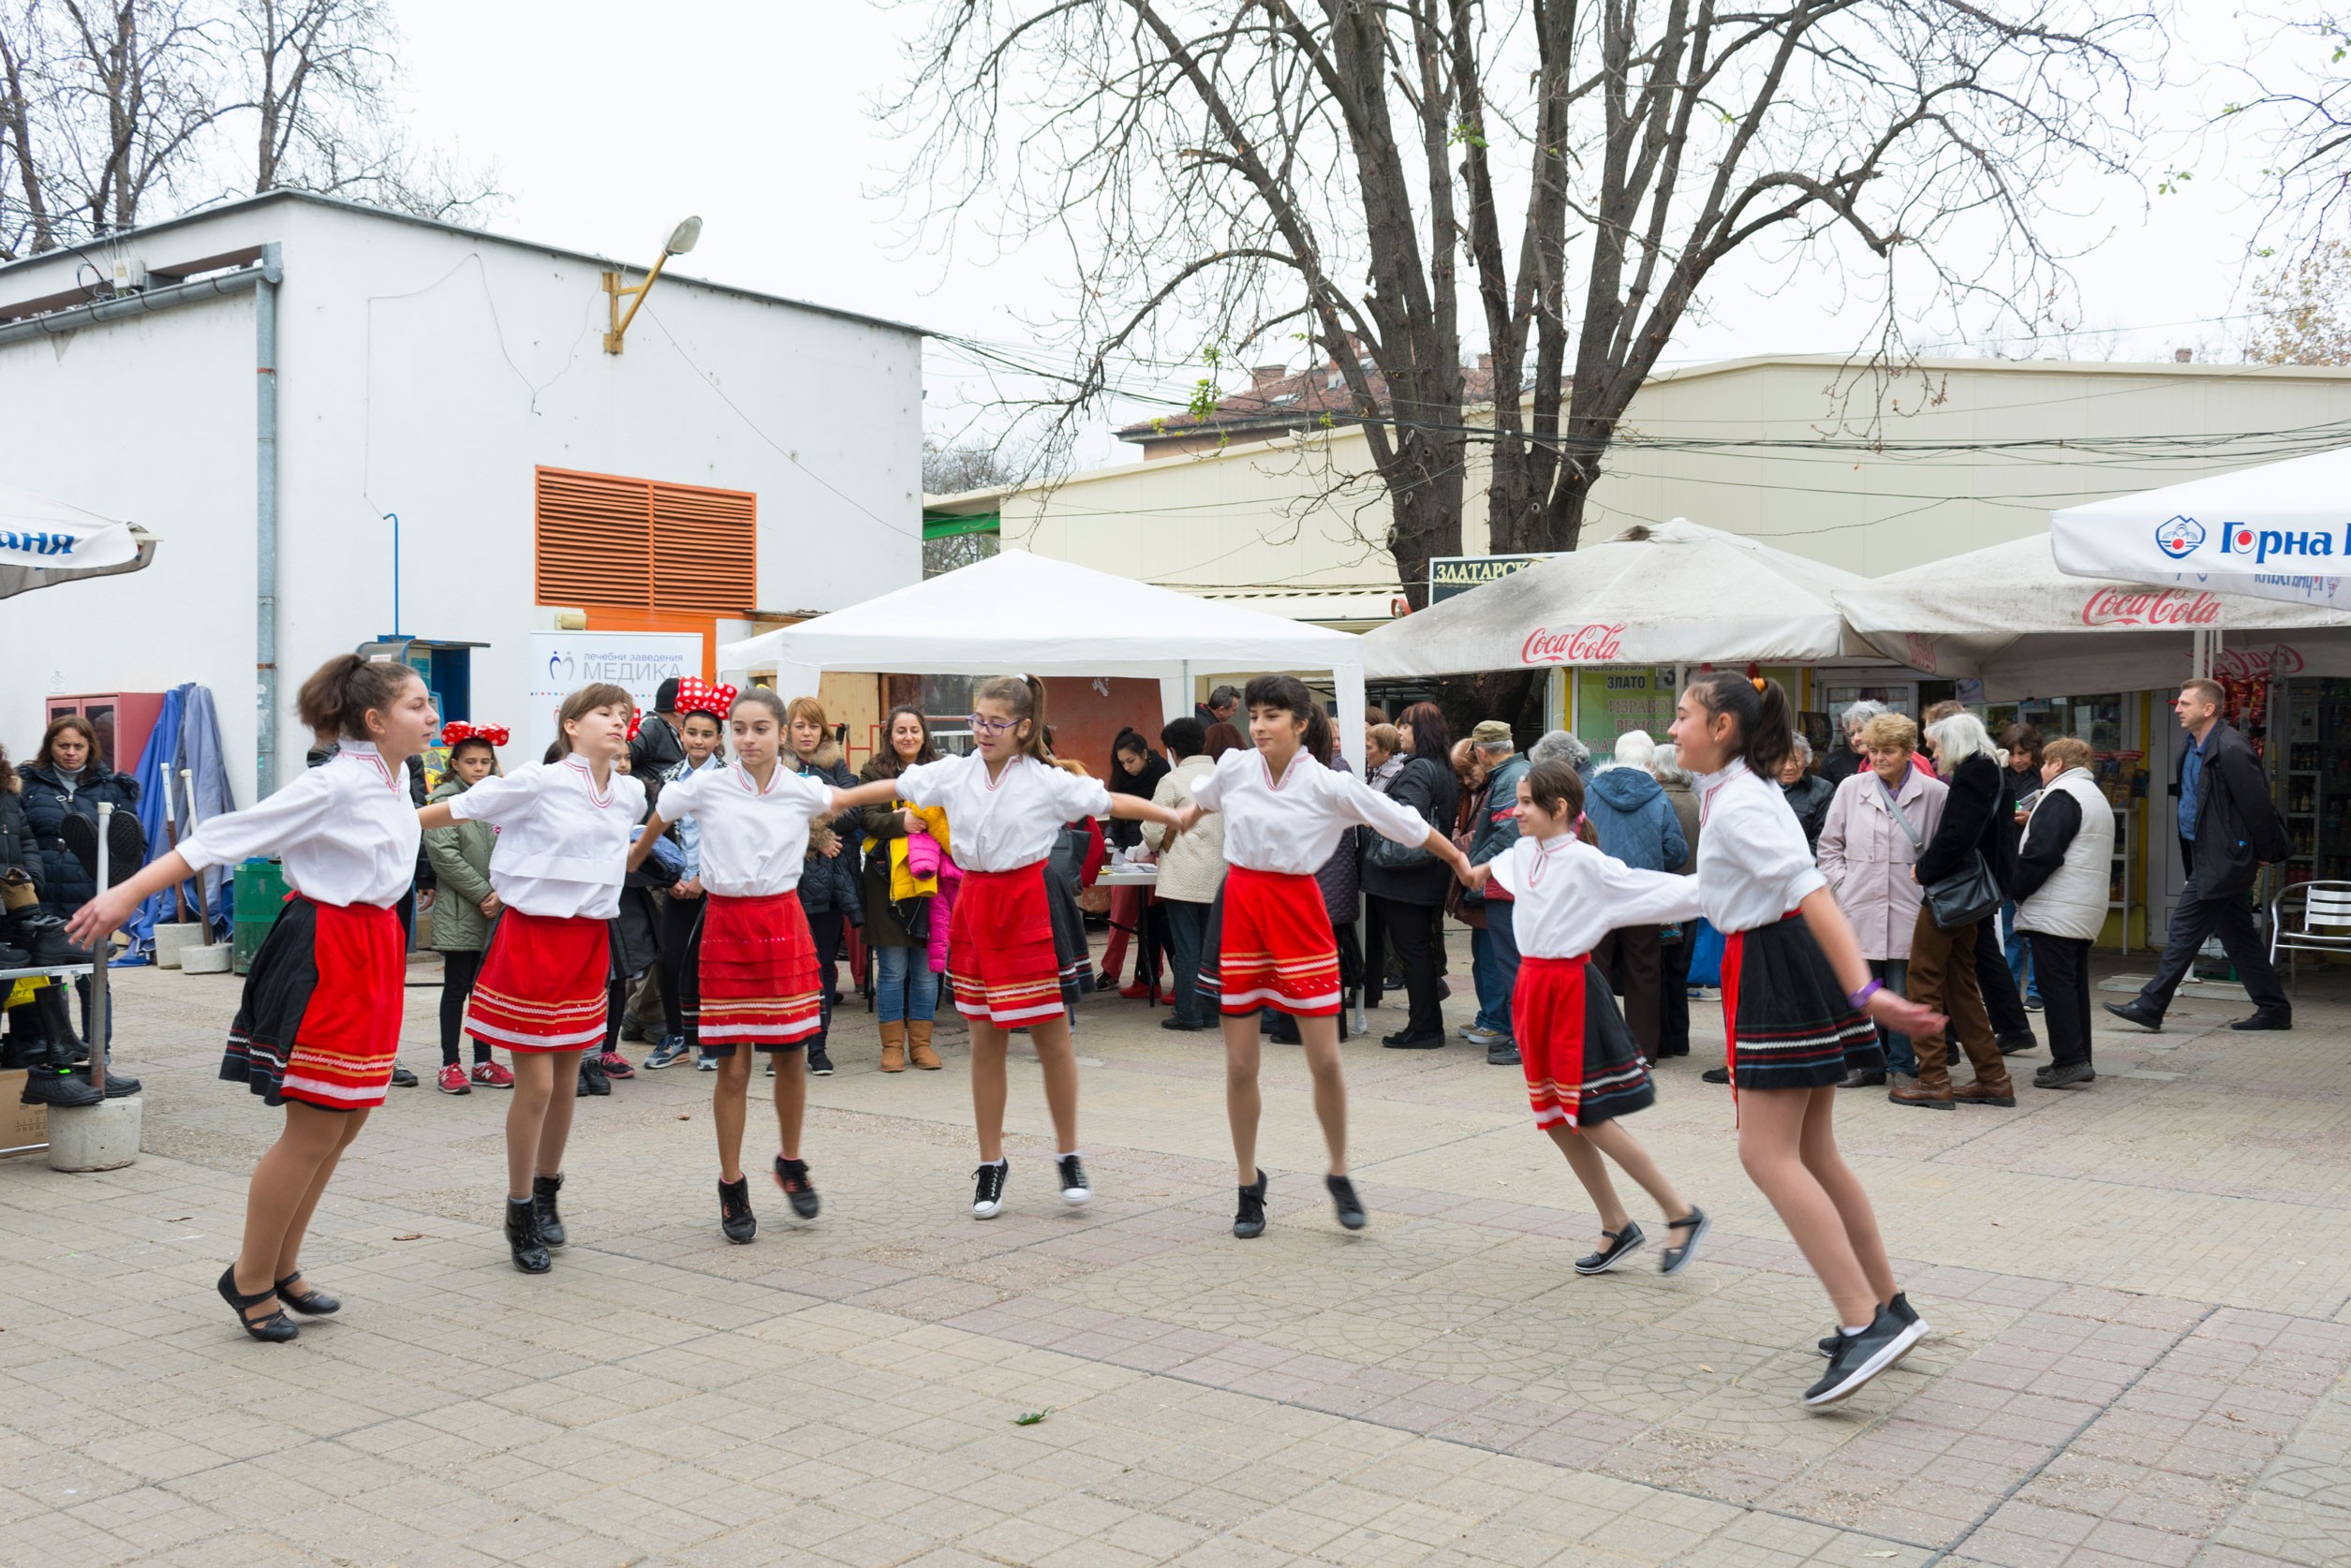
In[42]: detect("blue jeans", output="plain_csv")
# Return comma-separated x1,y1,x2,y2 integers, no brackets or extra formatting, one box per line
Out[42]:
1875,958,1915,1076
873,943,938,1024
2001,900,2038,1002
1161,899,1210,1027
1470,901,1519,1039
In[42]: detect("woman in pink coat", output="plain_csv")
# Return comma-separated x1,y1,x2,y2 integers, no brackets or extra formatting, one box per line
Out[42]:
1815,712,1947,1090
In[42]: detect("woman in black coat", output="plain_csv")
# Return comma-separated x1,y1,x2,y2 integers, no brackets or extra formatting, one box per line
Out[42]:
20,714,141,921
1364,702,1459,1049
1889,713,2016,1109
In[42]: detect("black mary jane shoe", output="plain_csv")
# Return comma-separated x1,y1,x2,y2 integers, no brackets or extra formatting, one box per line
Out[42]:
1575,1221,1646,1276
1659,1207,1708,1277
217,1265,299,1342
274,1273,340,1316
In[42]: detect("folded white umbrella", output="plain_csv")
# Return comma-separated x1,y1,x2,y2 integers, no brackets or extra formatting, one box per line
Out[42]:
1835,532,2351,698
1356,518,1874,678
0,484,158,599
2049,448,2351,610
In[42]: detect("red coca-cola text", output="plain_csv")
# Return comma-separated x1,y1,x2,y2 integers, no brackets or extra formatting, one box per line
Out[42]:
2078,588,2225,629
1520,623,1625,664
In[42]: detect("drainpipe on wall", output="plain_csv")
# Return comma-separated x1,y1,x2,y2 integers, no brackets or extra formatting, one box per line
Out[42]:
255,242,282,797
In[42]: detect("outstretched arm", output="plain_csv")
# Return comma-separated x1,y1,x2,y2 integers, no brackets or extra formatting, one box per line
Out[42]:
417,801,457,831
625,811,674,873
829,778,902,813
67,851,195,946
1108,794,1184,832
1798,884,1945,1035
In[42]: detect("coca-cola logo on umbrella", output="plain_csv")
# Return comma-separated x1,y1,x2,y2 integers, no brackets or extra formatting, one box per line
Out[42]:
1520,623,1625,664
2078,587,2224,629
2213,644,2306,679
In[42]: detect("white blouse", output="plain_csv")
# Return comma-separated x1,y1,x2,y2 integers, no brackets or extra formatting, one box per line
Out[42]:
178,740,420,910
1488,833,1704,960
1694,758,1827,934
447,756,646,920
653,762,834,898
1190,748,1431,875
895,753,1111,873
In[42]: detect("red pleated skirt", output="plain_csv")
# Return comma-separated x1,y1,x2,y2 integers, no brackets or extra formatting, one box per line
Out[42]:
1512,954,1653,1130
946,864,1065,1026
466,908,611,1052
221,895,404,1109
690,890,822,1051
1204,865,1340,1016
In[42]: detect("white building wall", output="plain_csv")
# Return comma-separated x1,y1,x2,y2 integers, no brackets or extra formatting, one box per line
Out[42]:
0,195,923,806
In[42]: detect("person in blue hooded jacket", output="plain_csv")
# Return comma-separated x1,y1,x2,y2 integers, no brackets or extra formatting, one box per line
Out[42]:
1585,730,1687,1058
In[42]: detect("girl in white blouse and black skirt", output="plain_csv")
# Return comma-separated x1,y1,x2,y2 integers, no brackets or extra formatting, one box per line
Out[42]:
1667,672,1947,1408
418,683,647,1276
70,656,441,1342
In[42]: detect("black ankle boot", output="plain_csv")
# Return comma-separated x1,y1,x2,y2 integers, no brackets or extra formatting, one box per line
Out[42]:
20,1020,100,1108
7,911,91,967
531,1174,568,1248
505,1196,551,1274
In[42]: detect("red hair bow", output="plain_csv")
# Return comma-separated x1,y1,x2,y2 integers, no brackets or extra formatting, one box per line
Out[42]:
675,676,739,717
441,720,510,747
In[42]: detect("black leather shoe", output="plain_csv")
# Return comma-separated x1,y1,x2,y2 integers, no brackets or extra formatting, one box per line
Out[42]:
2231,1010,2292,1031
1836,1069,1886,1088
1381,1028,1444,1049
217,1265,298,1342
531,1173,568,1248
1996,1032,2039,1056
1701,1066,1731,1085
577,1058,610,1096
1575,1222,1645,1275
506,1197,552,1274
274,1273,340,1315
2101,999,2163,1032
2033,1061,2095,1089
1160,1016,1212,1031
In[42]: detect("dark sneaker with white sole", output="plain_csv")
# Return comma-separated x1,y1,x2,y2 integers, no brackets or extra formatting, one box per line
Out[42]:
1057,1154,1091,1206
718,1176,757,1243
1233,1170,1267,1238
2033,1061,2095,1089
773,1156,820,1220
971,1161,1009,1219
1324,1174,1367,1231
1575,1222,1645,1275
806,1043,835,1076
1805,1301,1929,1406
1819,1290,1924,1357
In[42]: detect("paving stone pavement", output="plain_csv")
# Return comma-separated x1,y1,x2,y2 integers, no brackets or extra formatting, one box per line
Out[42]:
5,948,2351,1567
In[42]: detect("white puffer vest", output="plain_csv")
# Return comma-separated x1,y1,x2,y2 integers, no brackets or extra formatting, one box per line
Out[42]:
2015,766,2114,942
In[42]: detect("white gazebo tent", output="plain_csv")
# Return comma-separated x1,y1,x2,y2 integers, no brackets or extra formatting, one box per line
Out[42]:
1835,532,2351,698
1357,518,1877,679
717,550,1373,764
2050,449,2351,621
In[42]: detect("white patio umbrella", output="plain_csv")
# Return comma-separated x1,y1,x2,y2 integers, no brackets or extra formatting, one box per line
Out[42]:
1835,532,2351,699
0,483,158,599
1356,518,1876,677
718,549,1374,767
2049,448,2351,611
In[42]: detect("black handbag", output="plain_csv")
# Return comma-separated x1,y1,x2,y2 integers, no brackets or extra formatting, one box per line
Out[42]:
1366,762,1440,872
1877,777,2001,931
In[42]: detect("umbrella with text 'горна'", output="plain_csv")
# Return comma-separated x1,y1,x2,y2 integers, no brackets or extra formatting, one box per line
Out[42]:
0,484,159,599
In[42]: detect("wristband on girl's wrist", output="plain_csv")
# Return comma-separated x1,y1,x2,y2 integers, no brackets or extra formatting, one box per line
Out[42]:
1847,978,1884,1010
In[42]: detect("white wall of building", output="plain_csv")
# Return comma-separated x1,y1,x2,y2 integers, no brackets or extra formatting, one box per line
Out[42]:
0,194,923,804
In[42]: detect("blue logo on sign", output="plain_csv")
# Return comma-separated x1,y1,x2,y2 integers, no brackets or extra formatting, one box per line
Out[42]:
2155,515,2204,560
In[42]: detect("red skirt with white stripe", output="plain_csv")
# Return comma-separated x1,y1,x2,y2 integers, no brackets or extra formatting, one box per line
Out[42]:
220,895,404,1110
688,890,823,1053
1512,954,1654,1130
1199,865,1341,1017
947,864,1066,1026
466,908,611,1052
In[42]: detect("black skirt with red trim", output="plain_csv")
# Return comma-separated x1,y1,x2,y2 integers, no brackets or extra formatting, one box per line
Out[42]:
1720,916,1875,1092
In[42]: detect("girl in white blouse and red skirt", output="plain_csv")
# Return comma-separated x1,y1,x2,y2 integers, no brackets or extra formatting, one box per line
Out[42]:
894,675,1185,1220
1666,672,1947,1408
70,656,441,1342
628,688,899,1243
1468,761,1711,1278
1173,675,1474,1239
418,683,646,1275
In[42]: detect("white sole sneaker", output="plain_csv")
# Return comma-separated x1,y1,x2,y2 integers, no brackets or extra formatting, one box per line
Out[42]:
1805,1317,1929,1407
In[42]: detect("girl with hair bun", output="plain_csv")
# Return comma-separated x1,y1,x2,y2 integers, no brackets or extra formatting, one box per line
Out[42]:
417,683,647,1277
892,675,1185,1220
69,653,440,1342
1668,672,1946,1409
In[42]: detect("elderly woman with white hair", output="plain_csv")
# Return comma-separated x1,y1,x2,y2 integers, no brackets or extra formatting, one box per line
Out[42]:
1824,700,1888,786
1530,729,1593,781
1586,730,1688,1058
1778,733,1837,853
1889,711,2018,1111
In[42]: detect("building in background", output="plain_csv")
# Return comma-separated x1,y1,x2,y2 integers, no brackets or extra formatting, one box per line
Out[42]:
0,190,924,798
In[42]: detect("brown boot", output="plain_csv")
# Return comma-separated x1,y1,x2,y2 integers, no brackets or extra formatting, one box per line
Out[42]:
1888,1037,1954,1109
1951,1034,2016,1105
908,1019,941,1071
879,1020,907,1073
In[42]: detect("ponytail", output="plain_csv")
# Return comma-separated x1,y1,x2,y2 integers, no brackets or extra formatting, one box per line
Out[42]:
1688,671,1794,778
975,673,1053,762
296,654,421,741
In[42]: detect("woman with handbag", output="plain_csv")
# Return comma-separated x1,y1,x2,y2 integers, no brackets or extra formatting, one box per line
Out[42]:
1364,703,1459,1049
1813,713,1946,1088
1890,712,2017,1111
859,704,948,1072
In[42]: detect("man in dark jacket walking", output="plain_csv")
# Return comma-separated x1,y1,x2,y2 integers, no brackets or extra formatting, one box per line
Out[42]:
2107,679,2293,1032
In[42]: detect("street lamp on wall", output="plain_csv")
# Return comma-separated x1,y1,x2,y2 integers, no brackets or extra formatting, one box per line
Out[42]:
602,215,703,353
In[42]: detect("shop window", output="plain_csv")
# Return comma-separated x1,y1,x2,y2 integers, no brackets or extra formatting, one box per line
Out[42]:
534,466,756,614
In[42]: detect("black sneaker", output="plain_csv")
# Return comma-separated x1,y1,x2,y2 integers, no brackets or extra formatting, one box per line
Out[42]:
2033,1061,2096,1089
718,1176,757,1243
1234,1169,1267,1239
390,1064,419,1088
1057,1154,1091,1206
1486,1040,1521,1066
773,1156,820,1220
576,1058,610,1096
1818,1290,1923,1357
1701,1066,1731,1085
1325,1173,1367,1231
806,1043,835,1077
971,1160,1009,1220
1805,1301,1928,1406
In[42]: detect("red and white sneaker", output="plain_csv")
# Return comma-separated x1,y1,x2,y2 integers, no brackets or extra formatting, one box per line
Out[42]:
470,1060,514,1089
597,1050,636,1080
436,1063,472,1095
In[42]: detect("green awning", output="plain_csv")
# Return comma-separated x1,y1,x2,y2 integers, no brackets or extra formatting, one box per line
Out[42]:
923,511,999,541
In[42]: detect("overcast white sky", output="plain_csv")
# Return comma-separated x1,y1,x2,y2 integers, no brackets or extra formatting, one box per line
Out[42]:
392,1,2321,469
